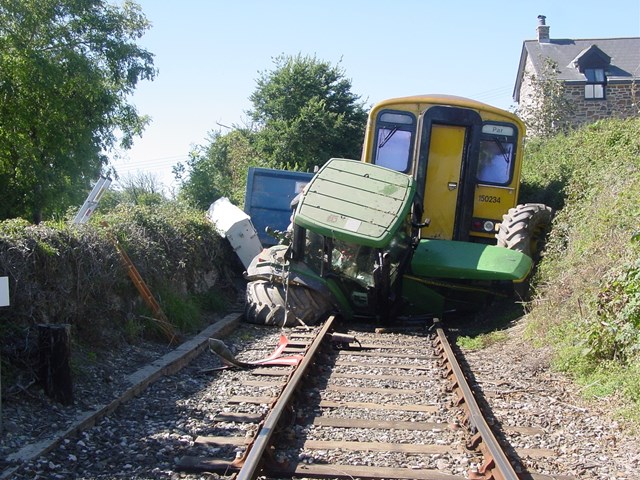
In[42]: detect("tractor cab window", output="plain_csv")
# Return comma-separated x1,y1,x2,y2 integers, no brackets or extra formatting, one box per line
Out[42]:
330,226,411,289
302,230,376,287
302,218,412,292
331,239,376,288
373,111,416,173
477,123,516,185
303,229,325,273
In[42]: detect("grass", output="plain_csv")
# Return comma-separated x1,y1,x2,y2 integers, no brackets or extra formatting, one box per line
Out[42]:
452,297,524,350
457,330,508,350
520,117,640,427
554,337,640,426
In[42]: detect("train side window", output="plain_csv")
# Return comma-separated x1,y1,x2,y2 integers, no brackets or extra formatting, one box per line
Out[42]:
373,111,415,173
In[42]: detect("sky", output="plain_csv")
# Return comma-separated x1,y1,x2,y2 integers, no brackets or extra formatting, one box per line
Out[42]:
111,0,640,192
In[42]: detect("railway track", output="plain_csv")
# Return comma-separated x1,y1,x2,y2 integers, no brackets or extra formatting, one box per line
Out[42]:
176,316,571,480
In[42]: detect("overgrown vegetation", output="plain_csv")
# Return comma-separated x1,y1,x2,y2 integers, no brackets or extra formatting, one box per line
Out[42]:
457,330,508,350
521,117,640,424
0,202,237,385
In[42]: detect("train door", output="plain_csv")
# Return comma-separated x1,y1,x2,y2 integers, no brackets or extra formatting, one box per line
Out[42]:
416,106,482,241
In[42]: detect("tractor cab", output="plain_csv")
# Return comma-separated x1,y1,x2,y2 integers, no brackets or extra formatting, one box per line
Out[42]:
362,95,524,244
289,158,415,320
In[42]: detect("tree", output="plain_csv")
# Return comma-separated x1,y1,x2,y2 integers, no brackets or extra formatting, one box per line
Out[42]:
178,54,367,209
0,0,155,223
176,128,263,209
516,58,573,138
249,54,368,172
100,172,166,210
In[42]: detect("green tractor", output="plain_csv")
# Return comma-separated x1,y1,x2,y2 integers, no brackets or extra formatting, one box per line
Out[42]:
243,95,552,326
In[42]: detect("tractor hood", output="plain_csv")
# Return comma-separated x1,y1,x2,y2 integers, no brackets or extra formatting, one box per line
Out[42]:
293,158,415,248
411,239,532,282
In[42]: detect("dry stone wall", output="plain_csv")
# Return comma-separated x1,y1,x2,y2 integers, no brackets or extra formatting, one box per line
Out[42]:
565,82,640,128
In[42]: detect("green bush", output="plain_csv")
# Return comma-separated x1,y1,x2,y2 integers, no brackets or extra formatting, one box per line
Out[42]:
591,254,640,363
520,118,640,211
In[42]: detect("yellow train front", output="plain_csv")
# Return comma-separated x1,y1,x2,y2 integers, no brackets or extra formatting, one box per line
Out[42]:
361,94,525,244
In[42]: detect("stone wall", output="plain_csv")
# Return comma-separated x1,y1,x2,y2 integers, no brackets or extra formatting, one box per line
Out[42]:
564,82,640,128
518,56,537,113
519,61,639,135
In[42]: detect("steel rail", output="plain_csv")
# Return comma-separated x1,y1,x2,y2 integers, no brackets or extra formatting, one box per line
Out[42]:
235,315,336,480
433,320,519,480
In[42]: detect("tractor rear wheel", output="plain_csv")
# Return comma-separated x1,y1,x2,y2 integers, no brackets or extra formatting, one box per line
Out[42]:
245,280,333,327
496,203,553,298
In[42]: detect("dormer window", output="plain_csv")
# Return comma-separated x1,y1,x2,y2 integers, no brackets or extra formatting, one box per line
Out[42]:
584,68,606,99
570,45,610,100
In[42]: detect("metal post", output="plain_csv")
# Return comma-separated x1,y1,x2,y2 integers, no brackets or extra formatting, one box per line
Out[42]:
71,176,112,225
0,275,10,433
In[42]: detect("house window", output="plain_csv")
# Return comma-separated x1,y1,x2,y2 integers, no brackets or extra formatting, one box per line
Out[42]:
584,68,605,99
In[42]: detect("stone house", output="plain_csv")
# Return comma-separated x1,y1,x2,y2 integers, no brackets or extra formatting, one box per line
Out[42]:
513,16,640,133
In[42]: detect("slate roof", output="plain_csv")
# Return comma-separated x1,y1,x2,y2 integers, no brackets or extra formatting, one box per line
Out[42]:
513,37,640,102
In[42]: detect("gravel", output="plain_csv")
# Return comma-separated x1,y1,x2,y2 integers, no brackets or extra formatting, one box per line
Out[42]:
460,318,640,479
1,314,639,479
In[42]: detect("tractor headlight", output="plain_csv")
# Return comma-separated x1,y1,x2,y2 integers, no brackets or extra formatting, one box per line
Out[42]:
483,221,495,232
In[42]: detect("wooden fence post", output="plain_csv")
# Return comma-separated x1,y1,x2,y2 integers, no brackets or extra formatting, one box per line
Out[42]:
37,324,73,405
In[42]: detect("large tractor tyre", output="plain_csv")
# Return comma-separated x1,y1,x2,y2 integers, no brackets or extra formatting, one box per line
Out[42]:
496,203,553,298
245,280,333,327
496,203,553,259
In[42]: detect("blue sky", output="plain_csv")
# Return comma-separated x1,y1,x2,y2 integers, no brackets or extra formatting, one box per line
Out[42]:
112,0,640,191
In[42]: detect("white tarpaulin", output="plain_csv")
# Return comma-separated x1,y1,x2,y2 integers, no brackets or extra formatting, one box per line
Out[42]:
207,198,262,269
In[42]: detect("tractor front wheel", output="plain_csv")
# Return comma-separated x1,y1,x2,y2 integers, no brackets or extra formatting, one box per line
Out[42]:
245,280,333,327
496,203,553,298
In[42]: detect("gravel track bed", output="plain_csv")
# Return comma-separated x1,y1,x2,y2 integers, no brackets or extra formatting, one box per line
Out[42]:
4,323,298,479
273,326,475,477
460,318,640,479
319,390,441,406
1,342,174,461
3,315,639,479
326,375,440,390
305,409,446,424
298,424,464,445
293,449,477,475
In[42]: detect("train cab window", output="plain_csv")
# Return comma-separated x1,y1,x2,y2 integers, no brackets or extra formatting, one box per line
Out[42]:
477,123,516,185
373,111,416,173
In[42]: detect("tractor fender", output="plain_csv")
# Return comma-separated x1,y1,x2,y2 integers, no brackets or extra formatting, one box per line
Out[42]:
410,239,533,282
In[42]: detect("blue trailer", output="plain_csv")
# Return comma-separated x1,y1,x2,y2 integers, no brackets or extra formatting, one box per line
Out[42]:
244,167,314,246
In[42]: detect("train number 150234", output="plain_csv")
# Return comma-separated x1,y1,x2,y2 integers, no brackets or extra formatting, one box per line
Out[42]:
478,195,501,203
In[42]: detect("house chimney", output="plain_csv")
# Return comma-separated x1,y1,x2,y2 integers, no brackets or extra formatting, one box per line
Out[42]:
537,15,550,43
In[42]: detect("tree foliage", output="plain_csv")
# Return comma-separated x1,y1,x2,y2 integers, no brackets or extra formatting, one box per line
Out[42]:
249,53,368,172
176,128,264,210
100,172,166,210
179,54,368,208
0,0,155,222
516,58,573,138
